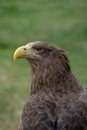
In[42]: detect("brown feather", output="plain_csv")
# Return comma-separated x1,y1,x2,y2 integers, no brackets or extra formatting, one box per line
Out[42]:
17,41,87,130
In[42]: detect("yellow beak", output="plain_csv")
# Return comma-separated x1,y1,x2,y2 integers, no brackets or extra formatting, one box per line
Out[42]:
13,45,29,61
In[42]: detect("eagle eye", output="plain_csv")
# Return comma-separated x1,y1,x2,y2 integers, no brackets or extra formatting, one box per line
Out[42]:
36,48,44,54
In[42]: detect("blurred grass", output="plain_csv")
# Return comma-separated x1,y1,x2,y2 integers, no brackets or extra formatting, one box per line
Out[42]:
0,0,87,130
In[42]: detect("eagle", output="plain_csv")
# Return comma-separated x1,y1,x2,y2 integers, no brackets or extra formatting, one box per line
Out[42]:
14,41,87,130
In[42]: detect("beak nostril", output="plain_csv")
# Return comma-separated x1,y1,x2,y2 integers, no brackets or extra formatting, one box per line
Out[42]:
24,48,27,50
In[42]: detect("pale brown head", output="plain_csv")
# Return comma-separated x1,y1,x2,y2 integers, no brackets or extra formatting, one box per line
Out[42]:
14,41,70,73
14,41,57,61
14,41,69,66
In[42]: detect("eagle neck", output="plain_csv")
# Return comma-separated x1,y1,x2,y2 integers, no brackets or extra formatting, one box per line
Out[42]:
30,62,82,95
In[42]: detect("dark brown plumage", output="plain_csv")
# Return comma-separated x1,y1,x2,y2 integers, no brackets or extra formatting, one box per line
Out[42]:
14,41,87,130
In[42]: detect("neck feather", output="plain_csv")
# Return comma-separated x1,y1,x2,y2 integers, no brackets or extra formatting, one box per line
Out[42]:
30,60,82,95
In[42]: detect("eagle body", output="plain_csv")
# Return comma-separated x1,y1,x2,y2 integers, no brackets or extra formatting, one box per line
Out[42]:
14,41,87,130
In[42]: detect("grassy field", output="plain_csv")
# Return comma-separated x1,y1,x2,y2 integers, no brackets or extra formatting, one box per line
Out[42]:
0,0,87,130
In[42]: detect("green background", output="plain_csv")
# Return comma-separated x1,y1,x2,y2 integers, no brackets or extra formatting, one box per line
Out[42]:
0,0,87,129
